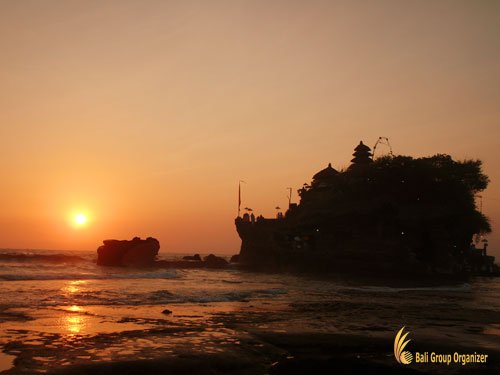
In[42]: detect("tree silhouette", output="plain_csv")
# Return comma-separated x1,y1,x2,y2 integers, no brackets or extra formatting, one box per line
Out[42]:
297,154,490,268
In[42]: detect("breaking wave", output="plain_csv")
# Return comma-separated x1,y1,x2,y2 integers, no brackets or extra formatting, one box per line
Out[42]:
0,253,86,263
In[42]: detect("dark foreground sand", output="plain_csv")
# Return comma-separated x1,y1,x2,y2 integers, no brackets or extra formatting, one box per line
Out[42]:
43,332,500,375
1,273,499,374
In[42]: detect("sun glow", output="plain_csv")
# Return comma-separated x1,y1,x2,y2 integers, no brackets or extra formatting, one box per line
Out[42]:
73,213,88,226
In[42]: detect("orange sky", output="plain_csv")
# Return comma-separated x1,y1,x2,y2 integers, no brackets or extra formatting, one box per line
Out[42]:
0,0,499,256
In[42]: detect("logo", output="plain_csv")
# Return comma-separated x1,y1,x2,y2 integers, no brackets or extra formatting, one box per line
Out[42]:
394,326,413,364
393,326,489,366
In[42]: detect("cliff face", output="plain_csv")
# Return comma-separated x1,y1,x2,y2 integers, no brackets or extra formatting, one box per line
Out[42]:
235,217,428,275
235,217,285,268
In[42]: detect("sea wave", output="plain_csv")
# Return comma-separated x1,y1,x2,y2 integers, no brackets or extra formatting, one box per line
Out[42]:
254,288,288,295
338,284,471,293
0,253,87,263
23,287,290,307
0,270,180,281
180,288,288,303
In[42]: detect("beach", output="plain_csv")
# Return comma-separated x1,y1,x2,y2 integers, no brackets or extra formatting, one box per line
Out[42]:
0,249,499,374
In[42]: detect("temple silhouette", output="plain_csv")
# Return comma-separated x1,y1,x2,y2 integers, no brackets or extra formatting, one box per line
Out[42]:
235,141,497,278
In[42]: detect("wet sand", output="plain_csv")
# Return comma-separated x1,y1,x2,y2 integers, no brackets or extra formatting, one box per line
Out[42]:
0,263,499,374
1,294,499,374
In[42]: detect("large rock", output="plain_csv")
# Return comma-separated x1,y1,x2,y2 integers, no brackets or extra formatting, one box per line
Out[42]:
203,254,229,268
97,237,160,267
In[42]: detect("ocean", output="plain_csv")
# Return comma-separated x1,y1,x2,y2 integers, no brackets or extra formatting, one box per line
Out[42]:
0,249,499,374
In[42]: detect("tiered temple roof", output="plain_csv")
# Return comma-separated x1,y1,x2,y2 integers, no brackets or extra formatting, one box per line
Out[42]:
350,141,373,166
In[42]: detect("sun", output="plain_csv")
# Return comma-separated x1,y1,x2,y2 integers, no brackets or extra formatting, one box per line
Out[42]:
74,213,88,226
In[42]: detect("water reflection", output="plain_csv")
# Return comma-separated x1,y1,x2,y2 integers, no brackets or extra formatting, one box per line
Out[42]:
65,315,85,334
60,281,87,334
68,305,82,312
65,305,86,334
0,352,16,372
62,280,86,295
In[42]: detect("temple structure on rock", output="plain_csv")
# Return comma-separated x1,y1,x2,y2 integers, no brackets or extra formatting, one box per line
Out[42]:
350,141,373,167
235,140,497,278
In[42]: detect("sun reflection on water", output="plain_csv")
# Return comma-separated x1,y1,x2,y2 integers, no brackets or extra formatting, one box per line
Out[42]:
62,280,86,295
68,305,82,312
60,281,88,335
65,315,85,334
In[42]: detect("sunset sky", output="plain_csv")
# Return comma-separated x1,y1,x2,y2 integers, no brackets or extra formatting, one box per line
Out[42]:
1,0,499,256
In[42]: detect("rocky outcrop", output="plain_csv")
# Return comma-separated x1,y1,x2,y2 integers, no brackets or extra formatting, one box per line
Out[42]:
203,254,229,268
182,254,202,261
96,238,232,269
97,237,160,267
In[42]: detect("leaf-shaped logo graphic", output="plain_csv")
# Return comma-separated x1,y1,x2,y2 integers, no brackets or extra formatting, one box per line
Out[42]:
400,350,413,364
394,327,413,364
